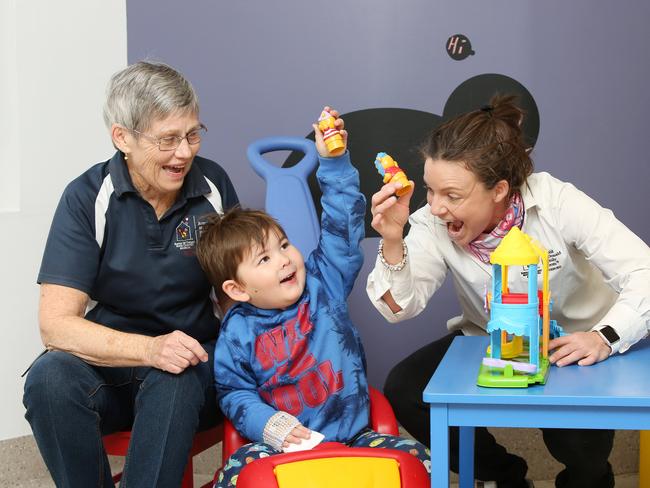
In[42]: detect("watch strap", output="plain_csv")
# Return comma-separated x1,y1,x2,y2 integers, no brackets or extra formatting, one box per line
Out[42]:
595,325,619,355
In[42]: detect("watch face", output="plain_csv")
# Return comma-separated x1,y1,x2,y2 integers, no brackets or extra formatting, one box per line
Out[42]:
599,326,620,344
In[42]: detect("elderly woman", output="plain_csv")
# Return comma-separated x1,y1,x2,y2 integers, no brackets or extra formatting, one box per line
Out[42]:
23,61,238,487
367,95,650,488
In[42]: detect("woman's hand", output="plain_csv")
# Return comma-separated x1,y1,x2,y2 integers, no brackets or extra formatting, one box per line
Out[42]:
38,284,209,370
548,331,611,367
370,181,414,243
146,330,209,374
313,106,347,158
282,424,312,448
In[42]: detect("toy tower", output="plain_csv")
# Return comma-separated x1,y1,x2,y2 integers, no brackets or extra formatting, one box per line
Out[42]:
477,227,564,388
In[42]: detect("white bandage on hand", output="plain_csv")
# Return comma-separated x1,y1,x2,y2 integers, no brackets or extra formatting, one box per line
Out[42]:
262,411,301,451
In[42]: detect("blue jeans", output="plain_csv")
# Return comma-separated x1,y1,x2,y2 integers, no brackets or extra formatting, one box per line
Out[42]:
23,343,219,488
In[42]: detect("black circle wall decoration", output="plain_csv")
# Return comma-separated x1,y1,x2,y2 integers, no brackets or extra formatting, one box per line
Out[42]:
443,74,539,148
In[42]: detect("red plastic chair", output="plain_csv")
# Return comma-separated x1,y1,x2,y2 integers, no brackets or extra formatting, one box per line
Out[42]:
235,444,429,488
216,386,428,487
103,423,223,488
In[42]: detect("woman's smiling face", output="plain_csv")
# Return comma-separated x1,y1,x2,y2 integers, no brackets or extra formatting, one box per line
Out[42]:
124,111,202,200
423,158,509,247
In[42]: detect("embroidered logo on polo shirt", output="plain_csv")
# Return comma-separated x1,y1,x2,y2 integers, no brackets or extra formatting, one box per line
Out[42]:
177,219,191,240
174,216,197,252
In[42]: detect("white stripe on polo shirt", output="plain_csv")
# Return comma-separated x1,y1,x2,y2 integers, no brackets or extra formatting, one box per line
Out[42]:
203,177,224,214
94,174,115,247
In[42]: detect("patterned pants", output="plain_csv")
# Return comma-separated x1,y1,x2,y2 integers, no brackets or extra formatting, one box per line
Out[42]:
215,429,431,487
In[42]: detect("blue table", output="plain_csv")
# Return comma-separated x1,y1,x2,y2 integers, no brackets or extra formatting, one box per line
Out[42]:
422,336,650,488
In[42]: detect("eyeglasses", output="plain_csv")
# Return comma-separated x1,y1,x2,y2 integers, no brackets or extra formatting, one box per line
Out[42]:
130,124,207,151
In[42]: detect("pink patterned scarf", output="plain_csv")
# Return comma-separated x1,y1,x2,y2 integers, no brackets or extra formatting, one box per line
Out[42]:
466,192,525,263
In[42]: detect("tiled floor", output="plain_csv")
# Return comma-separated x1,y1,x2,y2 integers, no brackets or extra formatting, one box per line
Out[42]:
529,475,639,488
5,473,640,487
1,477,216,488
450,475,640,488
1,430,641,487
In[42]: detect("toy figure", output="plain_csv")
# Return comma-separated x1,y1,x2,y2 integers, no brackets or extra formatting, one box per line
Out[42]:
317,108,345,156
374,152,413,197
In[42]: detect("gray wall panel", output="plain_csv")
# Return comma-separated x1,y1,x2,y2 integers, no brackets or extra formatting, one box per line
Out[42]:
127,0,650,389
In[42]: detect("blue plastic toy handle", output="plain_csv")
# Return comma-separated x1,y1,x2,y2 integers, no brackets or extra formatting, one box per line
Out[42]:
247,137,320,257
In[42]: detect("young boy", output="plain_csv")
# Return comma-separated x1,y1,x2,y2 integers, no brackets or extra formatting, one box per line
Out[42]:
196,109,430,487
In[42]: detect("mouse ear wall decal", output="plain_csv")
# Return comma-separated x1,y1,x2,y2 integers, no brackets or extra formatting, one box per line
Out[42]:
444,74,540,149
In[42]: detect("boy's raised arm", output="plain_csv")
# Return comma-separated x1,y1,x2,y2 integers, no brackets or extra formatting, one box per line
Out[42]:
310,107,366,298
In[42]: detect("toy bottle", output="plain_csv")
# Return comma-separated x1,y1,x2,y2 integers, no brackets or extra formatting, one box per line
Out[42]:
317,109,346,156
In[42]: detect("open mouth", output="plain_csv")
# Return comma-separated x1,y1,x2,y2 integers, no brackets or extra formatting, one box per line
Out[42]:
280,272,296,284
163,164,185,176
446,220,464,239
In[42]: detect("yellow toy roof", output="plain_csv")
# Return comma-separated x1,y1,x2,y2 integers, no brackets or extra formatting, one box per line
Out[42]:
490,227,540,266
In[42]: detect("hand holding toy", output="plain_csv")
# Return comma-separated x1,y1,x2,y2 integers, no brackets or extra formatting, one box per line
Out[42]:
316,107,346,156
374,152,413,197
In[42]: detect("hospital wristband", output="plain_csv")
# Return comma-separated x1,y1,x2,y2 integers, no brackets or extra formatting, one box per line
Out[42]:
263,411,301,451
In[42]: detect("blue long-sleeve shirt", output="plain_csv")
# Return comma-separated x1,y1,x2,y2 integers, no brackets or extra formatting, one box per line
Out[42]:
214,152,369,444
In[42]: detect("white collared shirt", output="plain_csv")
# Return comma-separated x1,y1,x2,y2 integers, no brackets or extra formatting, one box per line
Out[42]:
366,172,650,354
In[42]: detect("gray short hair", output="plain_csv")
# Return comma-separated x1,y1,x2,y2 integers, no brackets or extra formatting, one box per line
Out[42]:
103,61,199,132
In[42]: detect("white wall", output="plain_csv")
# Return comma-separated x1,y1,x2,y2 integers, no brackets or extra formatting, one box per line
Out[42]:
0,0,127,441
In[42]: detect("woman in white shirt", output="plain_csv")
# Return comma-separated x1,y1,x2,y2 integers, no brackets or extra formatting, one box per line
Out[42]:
366,95,650,488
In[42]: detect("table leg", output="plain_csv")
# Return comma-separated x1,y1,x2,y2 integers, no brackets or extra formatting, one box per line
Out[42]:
459,426,475,488
641,431,650,488
429,404,450,488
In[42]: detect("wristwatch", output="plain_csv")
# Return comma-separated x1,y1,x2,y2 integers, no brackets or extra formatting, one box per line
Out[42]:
595,325,620,350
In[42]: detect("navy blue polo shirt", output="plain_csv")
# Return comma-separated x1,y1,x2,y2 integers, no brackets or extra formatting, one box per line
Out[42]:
38,151,239,343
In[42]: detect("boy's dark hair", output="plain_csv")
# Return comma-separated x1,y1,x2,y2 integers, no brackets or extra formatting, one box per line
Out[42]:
196,207,286,302
421,94,533,197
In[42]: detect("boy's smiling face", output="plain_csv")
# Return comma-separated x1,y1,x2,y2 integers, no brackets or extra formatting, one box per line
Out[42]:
225,230,306,310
